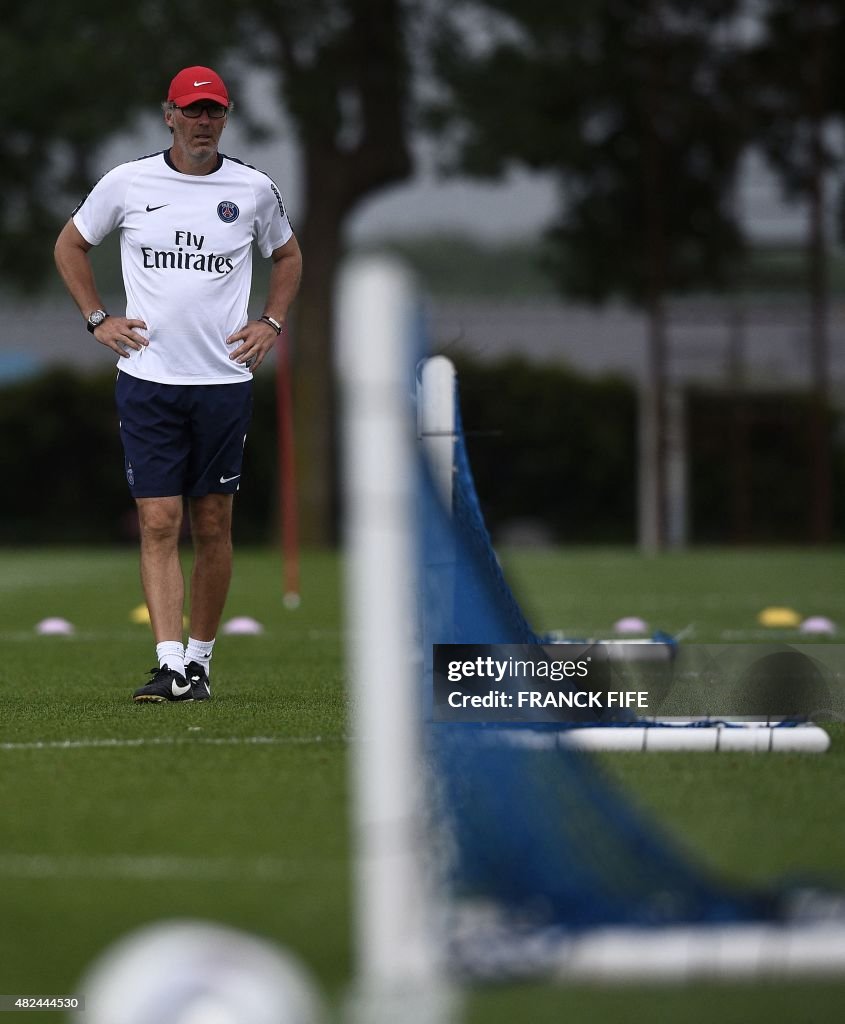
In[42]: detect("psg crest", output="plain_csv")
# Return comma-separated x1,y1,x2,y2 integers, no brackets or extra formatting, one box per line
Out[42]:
217,200,239,223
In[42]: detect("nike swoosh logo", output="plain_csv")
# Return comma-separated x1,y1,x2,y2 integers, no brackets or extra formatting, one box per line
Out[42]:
189,674,211,696
146,203,169,212
171,679,192,697
220,474,241,484
193,80,212,87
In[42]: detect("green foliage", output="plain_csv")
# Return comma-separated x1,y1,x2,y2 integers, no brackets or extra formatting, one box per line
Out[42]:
2,363,842,545
749,1,845,198
451,358,845,544
452,356,638,542
0,370,130,542
430,0,748,304
0,2,238,293
0,369,281,544
689,389,845,543
0,0,412,298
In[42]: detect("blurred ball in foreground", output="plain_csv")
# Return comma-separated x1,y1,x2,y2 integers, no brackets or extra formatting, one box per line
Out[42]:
76,919,324,1024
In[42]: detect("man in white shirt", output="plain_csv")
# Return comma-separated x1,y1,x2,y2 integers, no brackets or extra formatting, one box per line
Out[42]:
54,65,302,703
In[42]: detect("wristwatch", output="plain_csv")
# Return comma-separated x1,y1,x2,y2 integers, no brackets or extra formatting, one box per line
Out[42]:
86,309,109,334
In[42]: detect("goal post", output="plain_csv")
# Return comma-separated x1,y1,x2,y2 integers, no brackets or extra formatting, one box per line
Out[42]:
337,256,453,1023
418,355,456,509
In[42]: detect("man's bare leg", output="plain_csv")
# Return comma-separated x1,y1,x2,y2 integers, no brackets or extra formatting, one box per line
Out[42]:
188,493,235,642
137,496,185,642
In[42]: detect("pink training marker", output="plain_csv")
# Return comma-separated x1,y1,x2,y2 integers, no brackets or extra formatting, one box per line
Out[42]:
221,616,265,635
613,616,649,635
35,617,75,636
799,616,836,636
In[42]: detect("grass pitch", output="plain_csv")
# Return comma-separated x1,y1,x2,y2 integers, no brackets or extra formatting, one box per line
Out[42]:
1,545,844,1022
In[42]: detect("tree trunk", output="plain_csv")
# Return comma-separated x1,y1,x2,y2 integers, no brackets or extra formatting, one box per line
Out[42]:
291,141,412,545
727,302,753,542
640,298,668,553
268,0,413,547
806,120,832,543
291,161,346,546
639,3,668,553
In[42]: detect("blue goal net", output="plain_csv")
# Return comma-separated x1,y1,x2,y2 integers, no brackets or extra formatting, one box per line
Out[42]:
418,368,818,976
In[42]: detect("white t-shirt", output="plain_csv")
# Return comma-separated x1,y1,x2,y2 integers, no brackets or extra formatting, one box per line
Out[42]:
73,150,293,384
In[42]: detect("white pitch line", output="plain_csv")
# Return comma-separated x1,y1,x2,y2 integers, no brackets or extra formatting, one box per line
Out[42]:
0,735,337,752
0,852,338,883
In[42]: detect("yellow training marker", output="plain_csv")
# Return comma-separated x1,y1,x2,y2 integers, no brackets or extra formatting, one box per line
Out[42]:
129,603,151,625
757,606,801,628
129,604,188,628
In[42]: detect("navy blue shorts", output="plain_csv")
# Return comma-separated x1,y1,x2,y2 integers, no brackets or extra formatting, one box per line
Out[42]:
115,372,253,498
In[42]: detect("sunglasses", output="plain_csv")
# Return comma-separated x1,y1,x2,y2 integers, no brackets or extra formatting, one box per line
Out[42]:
176,102,228,119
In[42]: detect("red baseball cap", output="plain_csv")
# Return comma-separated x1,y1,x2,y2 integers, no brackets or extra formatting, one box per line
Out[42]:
167,66,229,107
